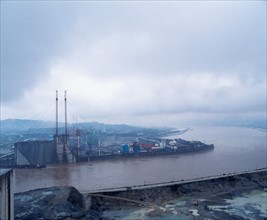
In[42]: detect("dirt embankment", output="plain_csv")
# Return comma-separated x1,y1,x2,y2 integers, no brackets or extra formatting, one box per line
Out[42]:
15,170,267,219
89,170,266,207
14,186,108,220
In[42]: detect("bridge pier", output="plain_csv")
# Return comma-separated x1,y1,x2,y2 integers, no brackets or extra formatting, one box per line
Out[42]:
54,134,75,163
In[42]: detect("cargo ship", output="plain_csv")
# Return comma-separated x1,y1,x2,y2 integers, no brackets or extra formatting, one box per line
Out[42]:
79,138,214,161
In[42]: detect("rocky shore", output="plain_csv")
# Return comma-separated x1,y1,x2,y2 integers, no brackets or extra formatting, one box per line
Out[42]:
15,169,267,219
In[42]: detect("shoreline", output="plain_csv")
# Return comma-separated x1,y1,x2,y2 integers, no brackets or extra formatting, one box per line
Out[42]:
81,167,267,193
14,168,267,219
88,168,267,219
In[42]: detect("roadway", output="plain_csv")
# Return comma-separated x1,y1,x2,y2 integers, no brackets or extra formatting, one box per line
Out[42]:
82,168,267,194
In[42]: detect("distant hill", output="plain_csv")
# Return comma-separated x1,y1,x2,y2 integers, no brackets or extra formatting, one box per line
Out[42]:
0,119,143,134
2,117,265,136
0,119,60,133
76,121,143,133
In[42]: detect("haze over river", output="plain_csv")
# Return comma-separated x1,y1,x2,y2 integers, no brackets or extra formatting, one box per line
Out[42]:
14,126,266,193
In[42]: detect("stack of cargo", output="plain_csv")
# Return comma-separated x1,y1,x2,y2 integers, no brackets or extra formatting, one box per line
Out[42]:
122,144,129,154
133,142,141,153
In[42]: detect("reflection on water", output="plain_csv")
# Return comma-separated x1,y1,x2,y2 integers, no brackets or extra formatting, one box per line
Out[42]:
14,126,267,193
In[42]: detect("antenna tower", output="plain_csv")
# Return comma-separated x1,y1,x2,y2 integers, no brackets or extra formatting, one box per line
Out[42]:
56,90,58,136
64,90,68,135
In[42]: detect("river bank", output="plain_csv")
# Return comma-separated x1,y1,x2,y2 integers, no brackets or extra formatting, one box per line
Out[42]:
14,126,266,194
14,169,267,219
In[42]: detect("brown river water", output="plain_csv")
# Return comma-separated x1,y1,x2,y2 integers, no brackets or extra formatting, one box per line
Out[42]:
14,126,267,193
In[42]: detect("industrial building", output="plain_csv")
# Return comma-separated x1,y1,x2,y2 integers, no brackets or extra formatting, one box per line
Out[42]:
14,140,57,167
0,169,13,220
13,91,74,167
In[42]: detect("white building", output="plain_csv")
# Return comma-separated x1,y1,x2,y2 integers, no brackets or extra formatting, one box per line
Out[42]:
0,169,13,220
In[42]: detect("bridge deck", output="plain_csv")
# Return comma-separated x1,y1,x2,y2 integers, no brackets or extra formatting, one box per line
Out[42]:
82,168,267,194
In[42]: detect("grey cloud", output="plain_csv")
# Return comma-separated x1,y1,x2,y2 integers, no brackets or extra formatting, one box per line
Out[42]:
64,1,266,80
1,1,76,102
1,1,266,124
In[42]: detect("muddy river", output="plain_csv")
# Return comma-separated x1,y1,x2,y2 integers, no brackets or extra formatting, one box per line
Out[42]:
14,126,267,193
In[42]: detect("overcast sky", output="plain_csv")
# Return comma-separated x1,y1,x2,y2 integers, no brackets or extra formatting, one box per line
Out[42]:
1,1,266,127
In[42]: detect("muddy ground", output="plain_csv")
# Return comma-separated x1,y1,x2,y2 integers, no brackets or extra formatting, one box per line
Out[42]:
15,169,267,219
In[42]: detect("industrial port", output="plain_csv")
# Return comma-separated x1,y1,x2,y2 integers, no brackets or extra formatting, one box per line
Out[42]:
78,137,214,161
1,93,265,220
0,91,214,168
0,124,214,168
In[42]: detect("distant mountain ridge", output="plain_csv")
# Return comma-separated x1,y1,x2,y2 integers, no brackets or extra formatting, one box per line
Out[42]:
1,118,266,135
0,119,142,134
0,119,62,133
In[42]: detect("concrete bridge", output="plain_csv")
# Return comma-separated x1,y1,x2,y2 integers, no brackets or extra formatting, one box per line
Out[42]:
82,168,267,194
0,153,15,168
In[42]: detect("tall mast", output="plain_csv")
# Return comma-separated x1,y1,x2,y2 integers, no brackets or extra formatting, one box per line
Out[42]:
56,90,58,136
64,90,68,135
